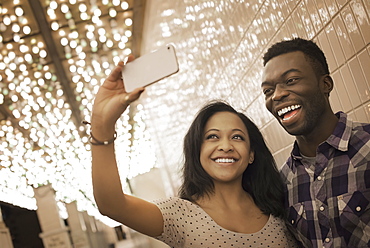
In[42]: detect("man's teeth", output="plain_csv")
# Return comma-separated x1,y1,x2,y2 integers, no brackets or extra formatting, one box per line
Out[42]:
215,158,235,163
277,105,301,117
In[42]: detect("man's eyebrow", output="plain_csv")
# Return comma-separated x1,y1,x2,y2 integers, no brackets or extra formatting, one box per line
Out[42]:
282,68,301,77
261,81,271,87
261,68,302,87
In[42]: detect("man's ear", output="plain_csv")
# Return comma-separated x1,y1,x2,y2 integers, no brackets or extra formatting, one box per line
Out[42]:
322,75,334,96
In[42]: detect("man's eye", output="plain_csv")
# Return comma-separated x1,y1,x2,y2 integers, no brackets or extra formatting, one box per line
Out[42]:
286,78,299,84
263,88,273,95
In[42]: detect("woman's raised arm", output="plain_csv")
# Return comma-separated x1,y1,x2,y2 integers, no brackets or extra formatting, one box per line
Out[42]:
90,58,164,237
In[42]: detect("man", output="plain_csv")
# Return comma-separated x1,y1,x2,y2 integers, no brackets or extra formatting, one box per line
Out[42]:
261,37,370,248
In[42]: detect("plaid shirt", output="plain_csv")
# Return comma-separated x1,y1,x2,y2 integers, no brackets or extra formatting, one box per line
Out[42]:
280,112,370,248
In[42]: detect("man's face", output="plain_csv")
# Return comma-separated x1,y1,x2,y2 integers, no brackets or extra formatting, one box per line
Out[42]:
261,51,328,136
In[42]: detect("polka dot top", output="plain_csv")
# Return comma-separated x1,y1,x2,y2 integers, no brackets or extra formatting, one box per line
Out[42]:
153,197,299,248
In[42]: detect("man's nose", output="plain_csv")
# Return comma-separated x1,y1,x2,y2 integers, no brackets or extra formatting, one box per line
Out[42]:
271,84,289,101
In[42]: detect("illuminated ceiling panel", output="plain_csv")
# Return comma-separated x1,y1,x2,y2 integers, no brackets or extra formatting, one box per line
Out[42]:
0,0,153,224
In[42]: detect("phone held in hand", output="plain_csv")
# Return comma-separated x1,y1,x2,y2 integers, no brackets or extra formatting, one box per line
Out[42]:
122,44,179,92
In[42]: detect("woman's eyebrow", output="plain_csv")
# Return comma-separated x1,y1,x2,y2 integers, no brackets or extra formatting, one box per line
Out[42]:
204,128,246,135
204,128,219,135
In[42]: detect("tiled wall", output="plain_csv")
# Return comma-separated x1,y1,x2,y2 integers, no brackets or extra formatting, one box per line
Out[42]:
136,0,370,195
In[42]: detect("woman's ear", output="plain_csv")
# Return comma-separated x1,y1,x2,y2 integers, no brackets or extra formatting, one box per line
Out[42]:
249,151,255,164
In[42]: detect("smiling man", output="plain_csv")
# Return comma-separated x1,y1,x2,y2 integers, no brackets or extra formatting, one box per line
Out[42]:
261,38,370,248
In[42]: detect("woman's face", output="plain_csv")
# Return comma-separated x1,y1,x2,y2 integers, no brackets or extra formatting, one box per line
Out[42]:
200,111,254,185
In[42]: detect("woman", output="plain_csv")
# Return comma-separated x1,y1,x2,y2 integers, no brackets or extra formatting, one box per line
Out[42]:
90,57,299,247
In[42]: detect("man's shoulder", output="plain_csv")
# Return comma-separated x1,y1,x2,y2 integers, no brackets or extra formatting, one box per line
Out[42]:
339,111,370,134
350,120,370,147
337,112,370,145
352,120,370,134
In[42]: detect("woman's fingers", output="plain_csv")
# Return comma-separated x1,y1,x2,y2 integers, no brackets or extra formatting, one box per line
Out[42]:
126,55,135,63
121,87,145,105
106,56,135,86
98,59,143,107
107,63,124,83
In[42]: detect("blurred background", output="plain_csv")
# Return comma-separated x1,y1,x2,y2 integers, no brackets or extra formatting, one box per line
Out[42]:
0,0,369,247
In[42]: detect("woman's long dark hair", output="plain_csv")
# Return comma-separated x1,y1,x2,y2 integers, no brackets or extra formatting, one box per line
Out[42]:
178,101,286,218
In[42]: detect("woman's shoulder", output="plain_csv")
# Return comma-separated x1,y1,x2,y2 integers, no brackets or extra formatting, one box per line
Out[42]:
263,215,300,247
153,196,185,205
265,214,291,231
153,197,200,213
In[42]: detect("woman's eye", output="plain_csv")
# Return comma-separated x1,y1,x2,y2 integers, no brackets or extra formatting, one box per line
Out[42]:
206,134,218,140
232,135,244,140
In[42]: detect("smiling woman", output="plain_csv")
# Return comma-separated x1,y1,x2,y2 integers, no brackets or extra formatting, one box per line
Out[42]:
199,111,254,185
90,60,299,247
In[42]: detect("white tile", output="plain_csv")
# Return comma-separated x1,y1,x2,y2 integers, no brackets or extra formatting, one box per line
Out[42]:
332,70,353,112
333,15,356,60
341,5,365,52
340,64,362,108
348,56,370,103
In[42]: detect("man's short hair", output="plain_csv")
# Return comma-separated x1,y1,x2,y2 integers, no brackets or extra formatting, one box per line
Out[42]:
263,38,330,76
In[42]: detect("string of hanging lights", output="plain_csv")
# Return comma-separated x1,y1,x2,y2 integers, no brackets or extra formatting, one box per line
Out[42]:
0,0,156,224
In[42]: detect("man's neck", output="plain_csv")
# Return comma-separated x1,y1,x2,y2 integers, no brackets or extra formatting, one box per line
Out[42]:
296,112,339,157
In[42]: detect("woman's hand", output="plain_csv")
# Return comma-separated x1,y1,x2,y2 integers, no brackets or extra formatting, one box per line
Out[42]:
91,56,145,130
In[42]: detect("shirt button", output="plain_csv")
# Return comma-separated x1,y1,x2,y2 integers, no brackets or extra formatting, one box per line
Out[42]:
325,238,330,243
317,176,322,180
291,219,295,224
319,206,325,211
356,206,361,212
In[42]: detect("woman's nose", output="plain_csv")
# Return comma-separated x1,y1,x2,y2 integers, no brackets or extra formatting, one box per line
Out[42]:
218,139,234,152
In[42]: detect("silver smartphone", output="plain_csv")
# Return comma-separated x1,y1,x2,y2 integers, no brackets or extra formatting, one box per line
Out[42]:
122,44,179,92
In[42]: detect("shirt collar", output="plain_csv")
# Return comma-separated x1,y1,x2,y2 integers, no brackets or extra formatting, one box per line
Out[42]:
290,111,352,161
326,111,352,151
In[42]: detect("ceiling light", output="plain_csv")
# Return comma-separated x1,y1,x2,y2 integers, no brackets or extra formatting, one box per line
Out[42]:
15,6,24,16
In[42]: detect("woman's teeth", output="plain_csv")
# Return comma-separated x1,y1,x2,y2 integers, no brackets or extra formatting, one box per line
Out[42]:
215,158,235,163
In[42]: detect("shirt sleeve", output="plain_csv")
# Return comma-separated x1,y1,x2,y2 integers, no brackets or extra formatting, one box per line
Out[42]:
153,197,185,247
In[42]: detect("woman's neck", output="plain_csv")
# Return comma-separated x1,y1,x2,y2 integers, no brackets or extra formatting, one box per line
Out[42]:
197,183,254,210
